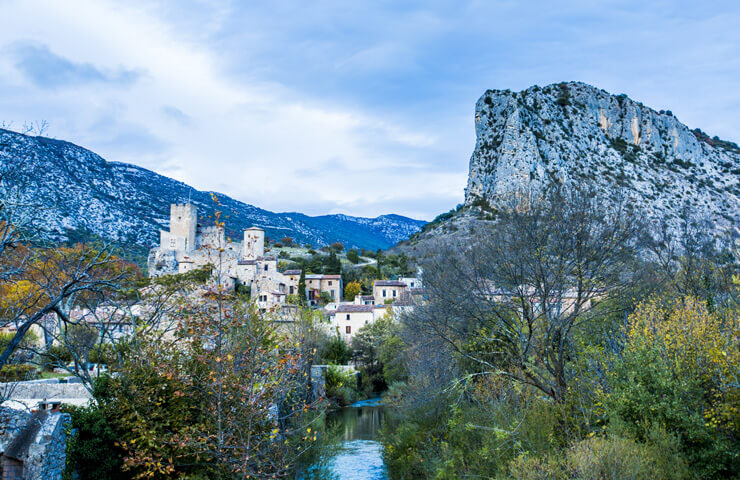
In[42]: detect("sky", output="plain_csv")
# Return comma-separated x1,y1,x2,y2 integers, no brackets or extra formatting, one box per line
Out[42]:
0,0,738,220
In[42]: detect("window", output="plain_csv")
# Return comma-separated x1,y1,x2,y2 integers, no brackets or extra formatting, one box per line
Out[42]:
328,281,333,286
393,290,397,297
410,282,415,288
345,326,351,334
264,265,268,271
382,290,387,297
346,314,350,320
289,286,294,294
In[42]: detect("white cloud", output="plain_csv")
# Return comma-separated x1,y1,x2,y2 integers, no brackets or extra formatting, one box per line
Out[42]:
1,0,737,221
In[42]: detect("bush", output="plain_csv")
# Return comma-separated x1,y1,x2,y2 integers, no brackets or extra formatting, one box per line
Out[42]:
324,365,358,406
506,434,687,480
0,364,38,382
319,336,351,365
64,402,127,480
88,343,116,365
603,298,739,478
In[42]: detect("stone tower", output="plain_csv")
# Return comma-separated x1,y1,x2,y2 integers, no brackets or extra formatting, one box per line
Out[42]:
169,204,197,252
242,227,264,260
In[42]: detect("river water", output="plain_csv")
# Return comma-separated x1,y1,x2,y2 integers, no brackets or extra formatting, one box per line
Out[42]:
323,397,387,480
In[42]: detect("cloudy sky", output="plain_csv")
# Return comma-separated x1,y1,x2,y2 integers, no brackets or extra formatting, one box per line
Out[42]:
0,1,738,220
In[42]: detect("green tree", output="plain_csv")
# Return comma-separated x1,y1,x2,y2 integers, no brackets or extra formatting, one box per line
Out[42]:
351,316,403,392
603,297,739,478
324,252,341,275
319,335,351,365
298,269,306,305
346,249,360,264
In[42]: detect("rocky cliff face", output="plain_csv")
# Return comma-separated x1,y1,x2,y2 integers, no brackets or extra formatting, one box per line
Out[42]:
0,128,425,255
465,82,740,227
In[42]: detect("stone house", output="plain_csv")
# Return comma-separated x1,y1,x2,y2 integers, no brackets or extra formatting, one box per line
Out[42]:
330,304,389,342
305,274,342,305
0,407,69,480
372,280,408,303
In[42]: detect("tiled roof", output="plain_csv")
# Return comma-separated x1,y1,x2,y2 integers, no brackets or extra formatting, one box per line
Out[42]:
374,280,407,287
245,226,264,231
283,269,302,275
305,274,341,280
238,260,256,265
336,304,376,313
360,295,375,300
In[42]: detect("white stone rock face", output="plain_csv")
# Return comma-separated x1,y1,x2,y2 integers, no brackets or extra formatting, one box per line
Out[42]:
465,82,740,230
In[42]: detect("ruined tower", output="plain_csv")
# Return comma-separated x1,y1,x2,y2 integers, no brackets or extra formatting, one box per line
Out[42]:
169,203,197,252
242,227,264,260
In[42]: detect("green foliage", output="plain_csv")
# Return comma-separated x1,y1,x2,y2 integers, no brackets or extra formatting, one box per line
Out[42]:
64,382,127,480
602,298,739,478
0,363,38,381
346,249,360,264
505,434,687,480
351,316,405,393
319,291,333,305
324,365,358,406
319,335,351,365
324,251,342,275
0,329,39,353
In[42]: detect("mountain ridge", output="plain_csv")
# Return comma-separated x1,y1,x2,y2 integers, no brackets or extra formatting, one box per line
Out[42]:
0,128,426,256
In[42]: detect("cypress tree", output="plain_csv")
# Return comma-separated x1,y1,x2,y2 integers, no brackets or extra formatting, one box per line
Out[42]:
298,269,306,305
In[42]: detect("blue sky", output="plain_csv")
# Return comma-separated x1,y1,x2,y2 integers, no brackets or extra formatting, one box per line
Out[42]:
0,0,738,220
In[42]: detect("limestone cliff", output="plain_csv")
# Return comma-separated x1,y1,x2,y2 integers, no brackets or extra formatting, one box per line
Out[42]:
465,82,740,227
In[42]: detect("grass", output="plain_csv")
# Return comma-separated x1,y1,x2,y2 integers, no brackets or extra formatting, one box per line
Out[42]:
39,371,73,379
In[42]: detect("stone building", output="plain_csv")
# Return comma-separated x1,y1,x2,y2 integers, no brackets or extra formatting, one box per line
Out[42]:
148,203,301,311
0,407,69,480
329,304,389,341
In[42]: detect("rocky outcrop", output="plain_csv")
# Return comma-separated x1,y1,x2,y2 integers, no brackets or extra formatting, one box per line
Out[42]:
465,82,740,228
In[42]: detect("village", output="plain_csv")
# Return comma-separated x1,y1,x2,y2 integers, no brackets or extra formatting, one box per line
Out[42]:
147,203,426,341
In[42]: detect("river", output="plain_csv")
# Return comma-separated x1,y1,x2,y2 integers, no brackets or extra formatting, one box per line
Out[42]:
322,397,388,480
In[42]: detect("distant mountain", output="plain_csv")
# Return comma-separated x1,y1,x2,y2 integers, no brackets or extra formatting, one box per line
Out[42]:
0,128,426,260
397,82,740,254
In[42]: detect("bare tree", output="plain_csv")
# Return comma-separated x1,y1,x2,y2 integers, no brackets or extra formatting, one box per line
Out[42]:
405,186,642,403
0,165,129,372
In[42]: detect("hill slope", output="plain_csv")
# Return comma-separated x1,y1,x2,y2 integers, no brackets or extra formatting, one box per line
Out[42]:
0,128,425,255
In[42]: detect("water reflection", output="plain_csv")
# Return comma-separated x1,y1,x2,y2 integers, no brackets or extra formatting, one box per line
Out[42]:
324,398,387,480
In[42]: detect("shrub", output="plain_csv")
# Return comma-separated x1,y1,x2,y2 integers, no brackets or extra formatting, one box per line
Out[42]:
64,402,127,480
506,434,687,480
324,365,358,406
603,298,739,478
0,364,38,382
319,335,351,365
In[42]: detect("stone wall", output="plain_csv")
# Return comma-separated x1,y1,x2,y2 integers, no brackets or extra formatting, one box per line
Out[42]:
0,407,70,480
